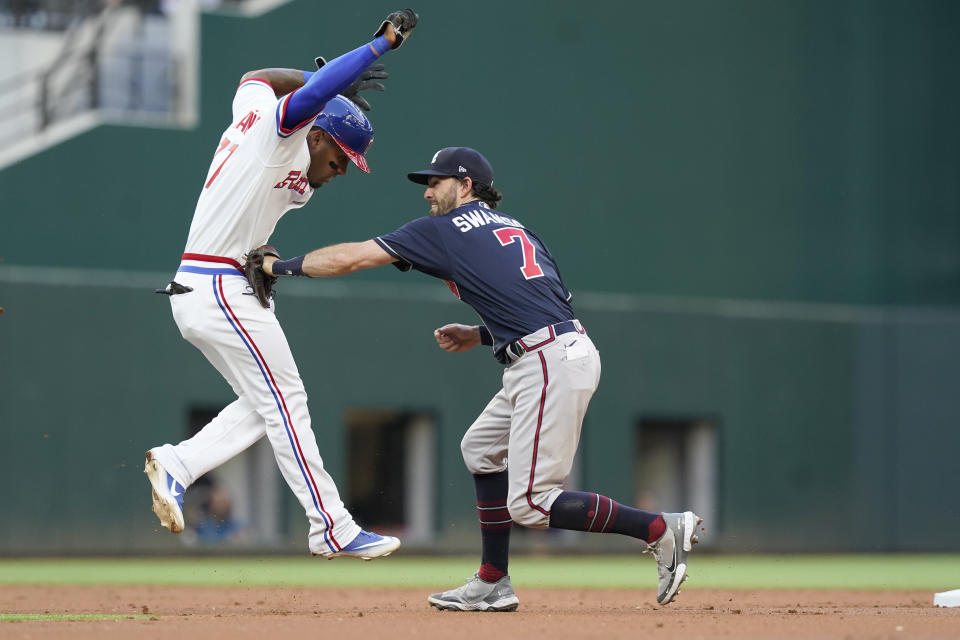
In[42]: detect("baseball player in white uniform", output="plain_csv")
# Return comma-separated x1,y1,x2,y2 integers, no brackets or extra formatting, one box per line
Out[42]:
144,9,418,560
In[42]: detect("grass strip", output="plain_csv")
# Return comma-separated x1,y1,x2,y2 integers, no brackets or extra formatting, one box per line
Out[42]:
0,555,957,591
0,614,151,622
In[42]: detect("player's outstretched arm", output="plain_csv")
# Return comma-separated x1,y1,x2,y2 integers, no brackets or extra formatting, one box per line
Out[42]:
434,324,482,353
263,240,395,278
279,9,418,128
240,8,417,103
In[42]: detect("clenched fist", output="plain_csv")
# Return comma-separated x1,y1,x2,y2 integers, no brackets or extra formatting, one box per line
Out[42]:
434,323,481,352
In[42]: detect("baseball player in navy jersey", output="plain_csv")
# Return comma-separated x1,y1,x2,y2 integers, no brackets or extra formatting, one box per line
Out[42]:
143,9,418,560
252,146,704,608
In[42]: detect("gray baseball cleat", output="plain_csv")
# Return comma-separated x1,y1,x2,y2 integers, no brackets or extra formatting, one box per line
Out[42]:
144,451,186,534
428,574,520,612
645,511,702,605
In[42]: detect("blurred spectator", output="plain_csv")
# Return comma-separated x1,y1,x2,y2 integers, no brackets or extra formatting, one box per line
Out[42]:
182,476,250,546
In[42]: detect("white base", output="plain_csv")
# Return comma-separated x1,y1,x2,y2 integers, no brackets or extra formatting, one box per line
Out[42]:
934,589,960,607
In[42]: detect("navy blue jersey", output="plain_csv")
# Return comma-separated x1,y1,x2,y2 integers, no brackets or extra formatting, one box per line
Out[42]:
374,201,575,359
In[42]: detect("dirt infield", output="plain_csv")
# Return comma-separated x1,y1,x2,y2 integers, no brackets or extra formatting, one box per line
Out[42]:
2,586,957,639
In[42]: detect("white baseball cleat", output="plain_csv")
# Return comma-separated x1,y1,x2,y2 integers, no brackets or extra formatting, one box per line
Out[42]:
144,451,186,534
325,530,401,560
646,511,702,605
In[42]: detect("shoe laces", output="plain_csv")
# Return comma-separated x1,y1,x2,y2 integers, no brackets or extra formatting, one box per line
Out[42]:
644,540,672,580
643,540,662,563
449,573,478,588
446,574,483,596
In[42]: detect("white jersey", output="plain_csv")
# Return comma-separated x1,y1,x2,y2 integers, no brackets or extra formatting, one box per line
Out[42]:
182,78,315,262
150,39,395,559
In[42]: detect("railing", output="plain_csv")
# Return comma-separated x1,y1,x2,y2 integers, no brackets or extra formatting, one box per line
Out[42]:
0,0,109,32
0,0,287,167
0,0,194,167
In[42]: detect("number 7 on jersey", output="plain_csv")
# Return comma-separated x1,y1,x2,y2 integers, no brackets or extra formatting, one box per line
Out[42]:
205,137,239,188
493,227,544,279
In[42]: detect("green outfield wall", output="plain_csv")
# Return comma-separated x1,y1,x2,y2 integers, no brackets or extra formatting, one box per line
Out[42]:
1,0,959,553
1,278,958,553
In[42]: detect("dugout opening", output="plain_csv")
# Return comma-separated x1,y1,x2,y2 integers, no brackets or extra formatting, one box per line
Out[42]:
343,408,437,544
634,417,718,541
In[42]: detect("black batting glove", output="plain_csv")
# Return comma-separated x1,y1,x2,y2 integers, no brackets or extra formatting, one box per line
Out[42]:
374,8,418,49
342,64,387,111
314,58,388,112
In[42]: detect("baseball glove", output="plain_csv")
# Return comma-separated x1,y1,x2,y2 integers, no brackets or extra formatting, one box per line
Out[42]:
243,245,280,308
375,8,419,49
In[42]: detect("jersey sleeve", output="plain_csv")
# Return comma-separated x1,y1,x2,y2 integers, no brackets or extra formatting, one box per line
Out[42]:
229,78,310,165
231,78,276,122
374,217,452,278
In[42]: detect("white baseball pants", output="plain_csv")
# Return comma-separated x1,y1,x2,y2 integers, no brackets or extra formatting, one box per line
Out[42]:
150,267,360,555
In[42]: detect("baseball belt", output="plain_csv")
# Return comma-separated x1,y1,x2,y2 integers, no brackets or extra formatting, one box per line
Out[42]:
498,319,584,364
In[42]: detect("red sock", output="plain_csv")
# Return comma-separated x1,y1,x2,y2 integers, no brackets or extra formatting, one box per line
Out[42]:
478,562,507,583
647,515,666,542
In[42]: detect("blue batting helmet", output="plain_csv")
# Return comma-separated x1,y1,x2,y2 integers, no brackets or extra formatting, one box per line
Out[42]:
313,96,374,173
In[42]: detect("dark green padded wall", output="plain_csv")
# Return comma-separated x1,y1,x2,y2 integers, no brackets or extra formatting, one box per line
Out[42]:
2,278,958,552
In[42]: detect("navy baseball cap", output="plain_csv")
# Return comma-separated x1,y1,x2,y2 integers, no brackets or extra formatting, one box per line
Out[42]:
407,147,494,186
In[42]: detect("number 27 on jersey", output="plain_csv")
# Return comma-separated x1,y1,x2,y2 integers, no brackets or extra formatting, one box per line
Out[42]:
204,138,239,188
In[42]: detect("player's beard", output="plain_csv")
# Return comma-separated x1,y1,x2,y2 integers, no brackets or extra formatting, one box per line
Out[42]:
429,183,458,216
